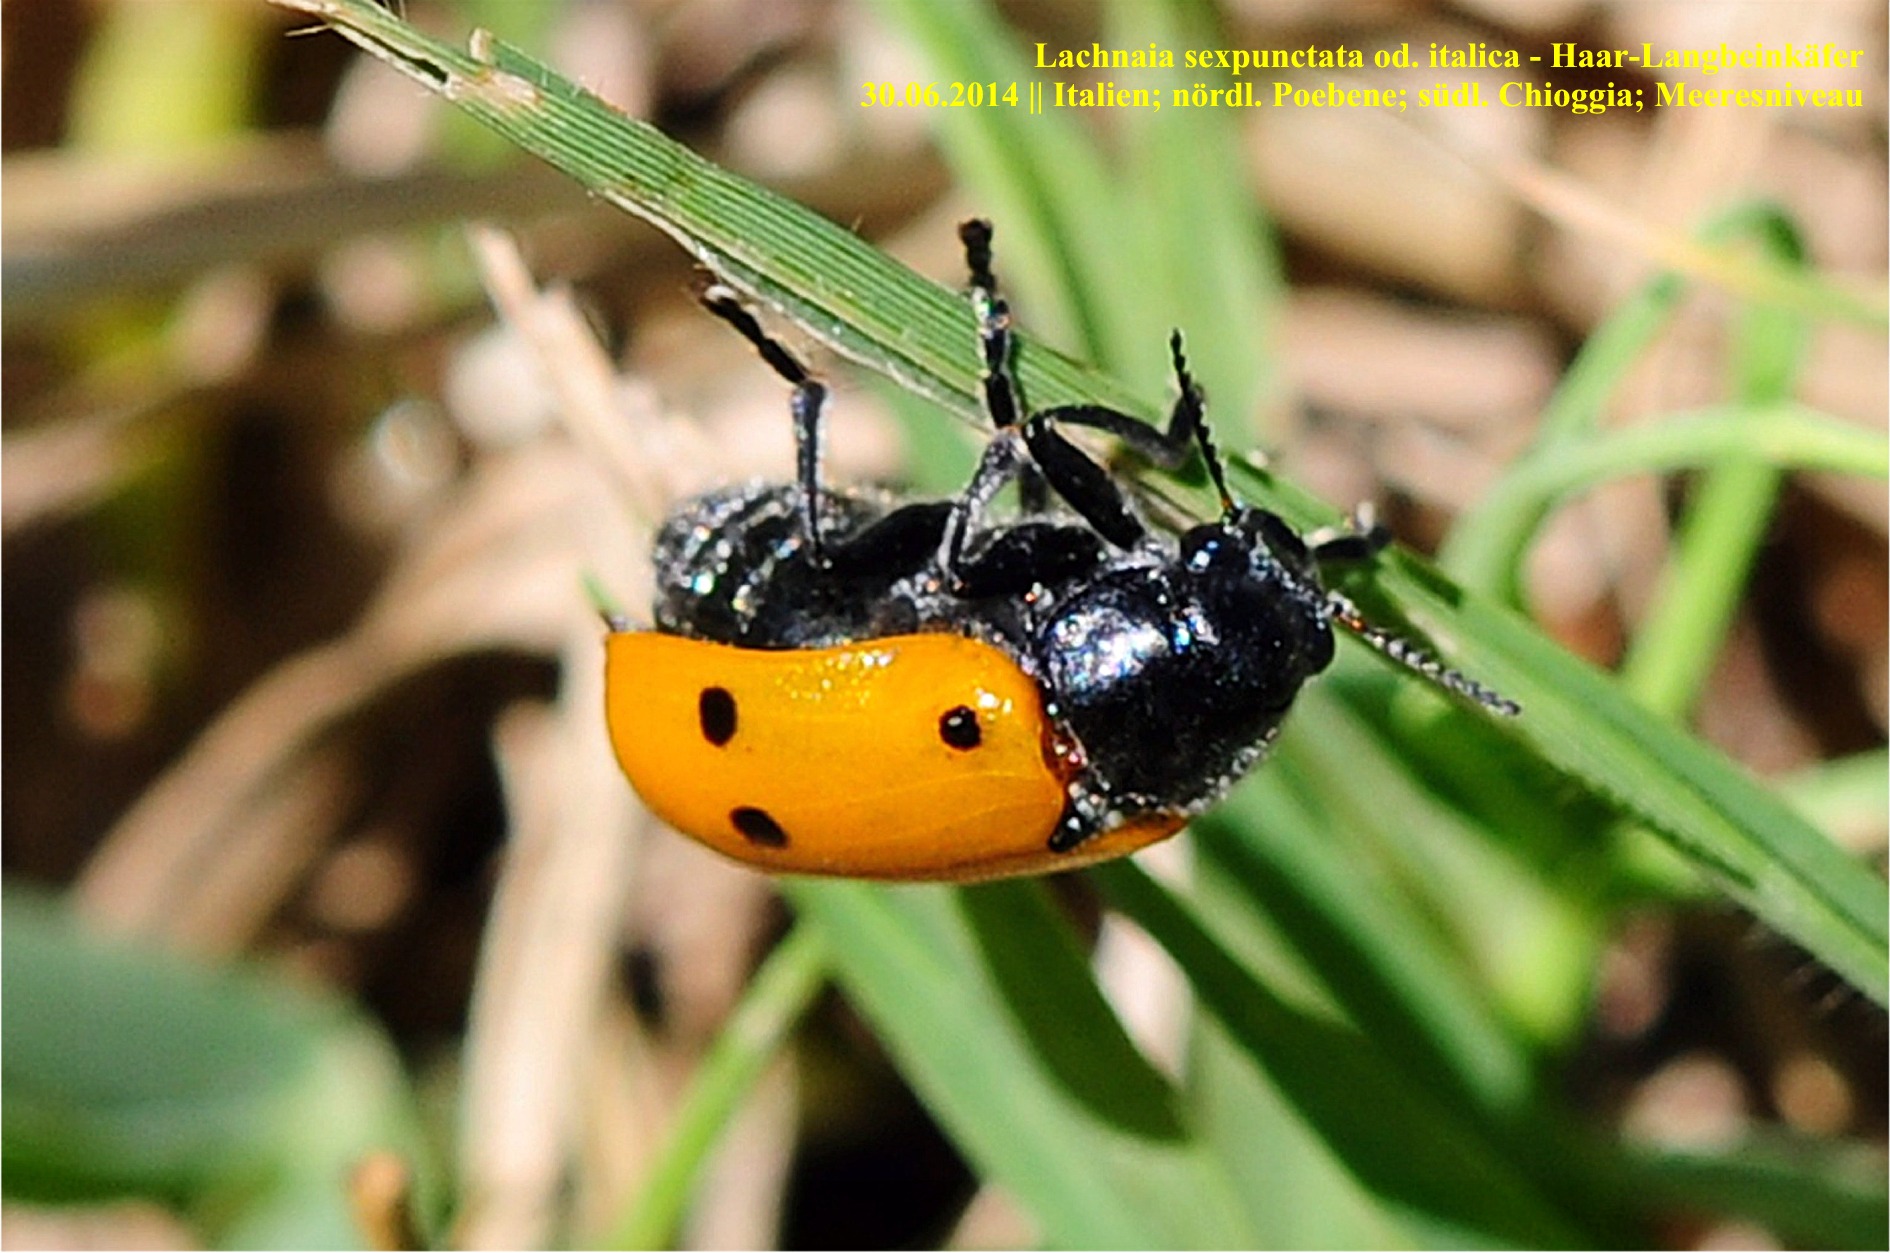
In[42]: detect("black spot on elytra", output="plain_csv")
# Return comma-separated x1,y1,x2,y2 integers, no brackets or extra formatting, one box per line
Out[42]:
699,687,737,745
731,806,788,847
939,705,981,750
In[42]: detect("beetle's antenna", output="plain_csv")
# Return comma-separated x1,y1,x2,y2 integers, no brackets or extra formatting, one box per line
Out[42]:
1168,331,1236,521
1323,589,1520,716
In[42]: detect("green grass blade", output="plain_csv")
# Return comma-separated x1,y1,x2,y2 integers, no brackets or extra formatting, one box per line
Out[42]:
869,0,1136,366
3,891,435,1248
1779,749,1890,848
1093,863,1600,1247
1347,542,1888,1004
1618,458,1781,718
1186,1023,1420,1247
1444,202,1881,603
1274,687,1608,1042
606,924,828,1250
1107,0,1282,437
1440,273,1684,599
1619,209,1811,720
1195,755,1537,1120
784,879,1254,1248
275,0,1151,428
1231,451,1887,1006
1440,402,1887,597
1617,1136,1888,1250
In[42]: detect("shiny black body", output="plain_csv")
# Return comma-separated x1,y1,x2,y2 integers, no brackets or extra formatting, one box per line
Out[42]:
652,221,1512,854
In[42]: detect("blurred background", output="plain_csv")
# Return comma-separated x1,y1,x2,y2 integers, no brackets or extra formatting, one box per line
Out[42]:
3,0,1885,1248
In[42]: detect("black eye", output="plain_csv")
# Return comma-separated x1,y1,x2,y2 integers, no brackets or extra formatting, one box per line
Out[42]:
939,705,982,750
698,687,737,745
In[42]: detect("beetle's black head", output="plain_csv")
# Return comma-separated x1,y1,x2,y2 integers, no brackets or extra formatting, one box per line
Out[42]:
1035,513,1336,817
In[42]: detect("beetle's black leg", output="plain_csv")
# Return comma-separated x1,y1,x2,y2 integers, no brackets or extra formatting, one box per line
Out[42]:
973,221,1196,465
1012,327,1238,548
1018,460,1050,516
1048,802,1091,853
936,423,1110,596
940,428,1027,592
961,221,1143,549
957,219,1147,559
701,285,830,564
1309,531,1388,565
1309,503,1391,566
950,523,1105,598
960,219,1022,432
1019,415,1148,549
1029,331,1209,471
1249,508,1318,578
955,225,1052,519
819,501,953,582
958,225,1222,553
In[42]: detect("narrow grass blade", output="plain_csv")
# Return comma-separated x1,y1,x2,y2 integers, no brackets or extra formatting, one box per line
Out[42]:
606,924,828,1250
274,0,1150,428
784,878,1255,1248
1107,0,1283,436
1779,749,1890,852
1445,203,1882,602
1187,1023,1420,1247
1619,209,1811,719
869,0,1137,366
1439,272,1684,602
1441,402,1887,596
1344,537,1890,1005
1273,687,1609,1043
1617,1135,1888,1250
1094,862,1599,1247
1195,761,1537,1121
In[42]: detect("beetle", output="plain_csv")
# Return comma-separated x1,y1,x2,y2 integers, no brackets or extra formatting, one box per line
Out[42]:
604,220,1515,881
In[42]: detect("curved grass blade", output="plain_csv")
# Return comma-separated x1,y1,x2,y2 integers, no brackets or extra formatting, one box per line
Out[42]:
1619,209,1810,720
1443,402,1887,594
605,924,828,1250
784,878,1257,1248
1093,862,1600,1248
1444,202,1883,600
1340,534,1889,1004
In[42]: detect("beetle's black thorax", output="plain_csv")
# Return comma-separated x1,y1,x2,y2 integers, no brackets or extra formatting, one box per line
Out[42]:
1028,520,1334,812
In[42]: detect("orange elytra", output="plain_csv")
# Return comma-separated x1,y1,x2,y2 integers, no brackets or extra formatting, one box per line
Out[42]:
604,630,1181,881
